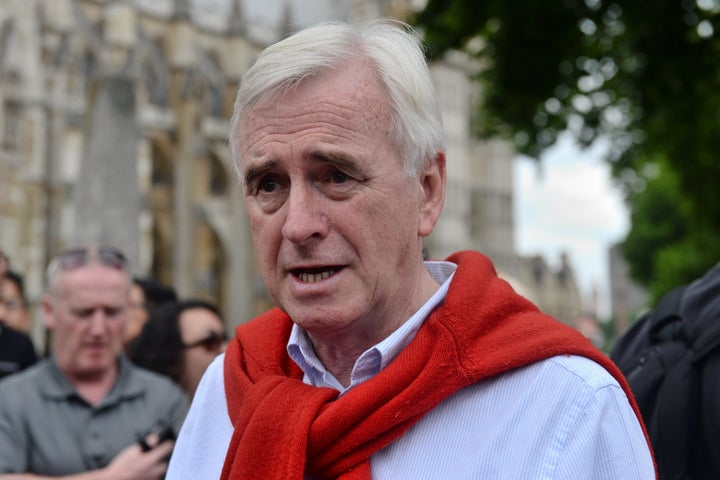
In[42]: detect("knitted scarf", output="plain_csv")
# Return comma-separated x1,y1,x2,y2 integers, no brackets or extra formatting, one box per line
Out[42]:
221,251,651,479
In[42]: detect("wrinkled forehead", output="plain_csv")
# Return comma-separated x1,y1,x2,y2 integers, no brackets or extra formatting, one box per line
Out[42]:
241,60,394,141
238,62,393,157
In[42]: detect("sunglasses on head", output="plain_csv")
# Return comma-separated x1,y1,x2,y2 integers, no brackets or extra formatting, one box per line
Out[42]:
183,331,227,352
50,245,127,273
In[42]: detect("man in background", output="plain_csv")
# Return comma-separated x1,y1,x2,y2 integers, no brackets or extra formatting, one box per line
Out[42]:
0,245,187,479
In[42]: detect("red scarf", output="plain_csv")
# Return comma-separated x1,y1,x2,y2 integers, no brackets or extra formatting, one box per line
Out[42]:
222,251,652,479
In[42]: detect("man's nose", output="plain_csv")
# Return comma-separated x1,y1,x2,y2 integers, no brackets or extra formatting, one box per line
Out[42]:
281,184,329,244
89,311,109,333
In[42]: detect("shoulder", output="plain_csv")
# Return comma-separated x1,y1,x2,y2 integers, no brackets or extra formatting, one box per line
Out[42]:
0,360,47,389
510,354,628,407
540,354,621,389
457,354,630,425
492,355,642,445
381,354,652,479
124,361,188,402
0,361,50,409
422,355,628,432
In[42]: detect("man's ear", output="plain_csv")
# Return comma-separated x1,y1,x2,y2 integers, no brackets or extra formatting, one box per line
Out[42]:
418,151,446,237
41,294,56,330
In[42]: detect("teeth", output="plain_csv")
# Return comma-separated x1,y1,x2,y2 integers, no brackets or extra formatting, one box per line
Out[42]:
299,269,334,283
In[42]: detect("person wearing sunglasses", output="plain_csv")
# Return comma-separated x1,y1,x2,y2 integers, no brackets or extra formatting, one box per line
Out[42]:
128,299,227,400
0,245,188,479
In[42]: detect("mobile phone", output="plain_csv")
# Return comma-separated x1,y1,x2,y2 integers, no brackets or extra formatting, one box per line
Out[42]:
138,423,176,452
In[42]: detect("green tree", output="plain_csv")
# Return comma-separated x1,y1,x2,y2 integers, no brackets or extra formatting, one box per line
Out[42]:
413,0,720,294
621,158,720,301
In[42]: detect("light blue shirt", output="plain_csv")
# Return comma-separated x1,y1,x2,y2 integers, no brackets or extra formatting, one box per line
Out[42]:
167,261,654,479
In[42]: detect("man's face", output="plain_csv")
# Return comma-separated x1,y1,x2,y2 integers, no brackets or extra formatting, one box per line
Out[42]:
43,264,130,380
0,278,30,333
239,60,444,345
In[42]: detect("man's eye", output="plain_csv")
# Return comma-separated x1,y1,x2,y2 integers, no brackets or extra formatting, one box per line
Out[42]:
74,309,95,319
330,171,349,184
258,179,278,193
105,307,123,317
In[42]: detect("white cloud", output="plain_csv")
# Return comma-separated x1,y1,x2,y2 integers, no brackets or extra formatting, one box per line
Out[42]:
514,134,628,318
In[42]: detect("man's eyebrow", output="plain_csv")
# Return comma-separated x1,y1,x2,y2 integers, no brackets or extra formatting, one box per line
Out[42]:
243,159,278,187
308,150,364,177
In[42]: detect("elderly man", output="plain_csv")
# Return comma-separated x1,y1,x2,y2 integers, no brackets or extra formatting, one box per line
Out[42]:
0,245,188,479
167,20,655,480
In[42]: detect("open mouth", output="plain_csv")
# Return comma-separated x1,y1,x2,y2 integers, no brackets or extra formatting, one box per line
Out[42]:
292,267,339,283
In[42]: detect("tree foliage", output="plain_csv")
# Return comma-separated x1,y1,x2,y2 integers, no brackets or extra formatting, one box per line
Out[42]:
413,0,720,296
621,159,720,301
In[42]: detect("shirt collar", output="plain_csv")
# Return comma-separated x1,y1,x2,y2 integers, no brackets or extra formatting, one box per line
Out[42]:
40,356,144,406
287,260,457,393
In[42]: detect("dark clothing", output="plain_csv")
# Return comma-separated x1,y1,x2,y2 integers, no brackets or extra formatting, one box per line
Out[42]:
611,261,720,480
682,262,720,480
0,324,37,380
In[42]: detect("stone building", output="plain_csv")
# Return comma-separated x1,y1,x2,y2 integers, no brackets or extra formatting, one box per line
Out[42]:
0,0,582,343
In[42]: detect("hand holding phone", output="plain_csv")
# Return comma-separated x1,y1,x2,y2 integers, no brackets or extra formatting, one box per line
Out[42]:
137,423,176,452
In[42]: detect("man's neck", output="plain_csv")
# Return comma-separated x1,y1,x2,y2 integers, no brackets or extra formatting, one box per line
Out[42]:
312,340,367,388
311,270,442,388
66,364,119,406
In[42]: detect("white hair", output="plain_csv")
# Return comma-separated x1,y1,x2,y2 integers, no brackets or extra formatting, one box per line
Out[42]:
228,18,444,179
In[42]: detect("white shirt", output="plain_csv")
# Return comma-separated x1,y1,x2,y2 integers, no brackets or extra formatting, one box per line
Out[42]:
167,262,654,479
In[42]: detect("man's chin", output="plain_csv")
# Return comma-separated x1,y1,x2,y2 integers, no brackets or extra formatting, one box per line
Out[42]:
74,358,115,378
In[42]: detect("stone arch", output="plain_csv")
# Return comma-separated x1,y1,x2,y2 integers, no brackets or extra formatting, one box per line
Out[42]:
135,33,170,107
49,7,106,105
196,49,226,118
71,5,104,78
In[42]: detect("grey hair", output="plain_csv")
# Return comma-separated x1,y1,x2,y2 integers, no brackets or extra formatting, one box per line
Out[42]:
228,18,444,179
44,245,131,295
